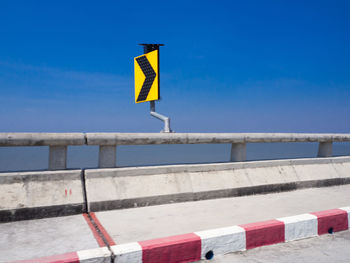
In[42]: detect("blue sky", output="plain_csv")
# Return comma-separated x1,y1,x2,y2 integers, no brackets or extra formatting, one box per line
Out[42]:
0,0,349,133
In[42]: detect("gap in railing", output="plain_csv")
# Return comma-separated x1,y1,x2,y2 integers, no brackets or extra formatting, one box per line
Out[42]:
67,145,98,169
116,144,229,167
0,146,48,172
333,142,350,157
0,142,350,172
246,142,318,161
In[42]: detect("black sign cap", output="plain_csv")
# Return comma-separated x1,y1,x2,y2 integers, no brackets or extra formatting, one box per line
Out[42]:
139,43,164,54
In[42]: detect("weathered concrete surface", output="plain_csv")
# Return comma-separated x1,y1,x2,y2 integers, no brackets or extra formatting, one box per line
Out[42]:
0,214,100,262
0,170,85,222
85,157,350,212
0,132,349,147
202,229,350,263
2,156,350,222
317,141,333,157
94,184,350,244
49,145,67,170
86,133,350,145
0,133,85,146
230,143,246,162
99,145,116,168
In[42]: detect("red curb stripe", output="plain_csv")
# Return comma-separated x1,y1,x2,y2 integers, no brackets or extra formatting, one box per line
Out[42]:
240,219,285,249
89,212,116,246
311,209,348,235
139,233,201,263
83,213,106,247
11,252,79,263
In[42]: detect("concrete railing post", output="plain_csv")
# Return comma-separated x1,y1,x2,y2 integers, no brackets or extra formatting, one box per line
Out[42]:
230,143,246,162
49,146,67,170
99,145,116,168
317,142,332,157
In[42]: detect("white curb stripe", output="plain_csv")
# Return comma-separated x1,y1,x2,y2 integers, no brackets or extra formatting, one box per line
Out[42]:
195,225,246,259
111,242,143,263
77,247,111,263
277,213,318,242
340,206,350,229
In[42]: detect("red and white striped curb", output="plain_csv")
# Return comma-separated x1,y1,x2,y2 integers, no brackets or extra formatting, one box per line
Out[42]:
111,206,350,263
8,207,350,263
10,247,111,263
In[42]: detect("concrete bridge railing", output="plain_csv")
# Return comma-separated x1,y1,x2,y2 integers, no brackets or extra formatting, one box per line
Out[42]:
0,133,350,170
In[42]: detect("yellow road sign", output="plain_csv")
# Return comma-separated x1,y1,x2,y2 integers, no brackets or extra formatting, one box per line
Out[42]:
134,50,159,103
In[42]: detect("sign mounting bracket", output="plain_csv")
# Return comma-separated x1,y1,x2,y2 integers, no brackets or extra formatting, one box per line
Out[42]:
150,100,172,133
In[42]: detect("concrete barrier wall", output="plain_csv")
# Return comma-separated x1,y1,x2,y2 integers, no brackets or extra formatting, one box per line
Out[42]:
0,170,86,222
85,156,350,212
1,156,350,222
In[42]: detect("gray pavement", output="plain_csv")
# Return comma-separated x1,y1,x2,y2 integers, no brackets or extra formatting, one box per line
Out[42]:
202,229,350,262
0,215,100,262
1,185,350,262
95,185,350,244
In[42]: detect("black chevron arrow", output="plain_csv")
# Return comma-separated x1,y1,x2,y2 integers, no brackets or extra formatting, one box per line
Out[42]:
136,55,157,102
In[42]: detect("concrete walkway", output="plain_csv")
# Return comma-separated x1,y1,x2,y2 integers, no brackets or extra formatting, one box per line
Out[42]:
94,185,350,244
1,185,350,262
0,214,101,262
